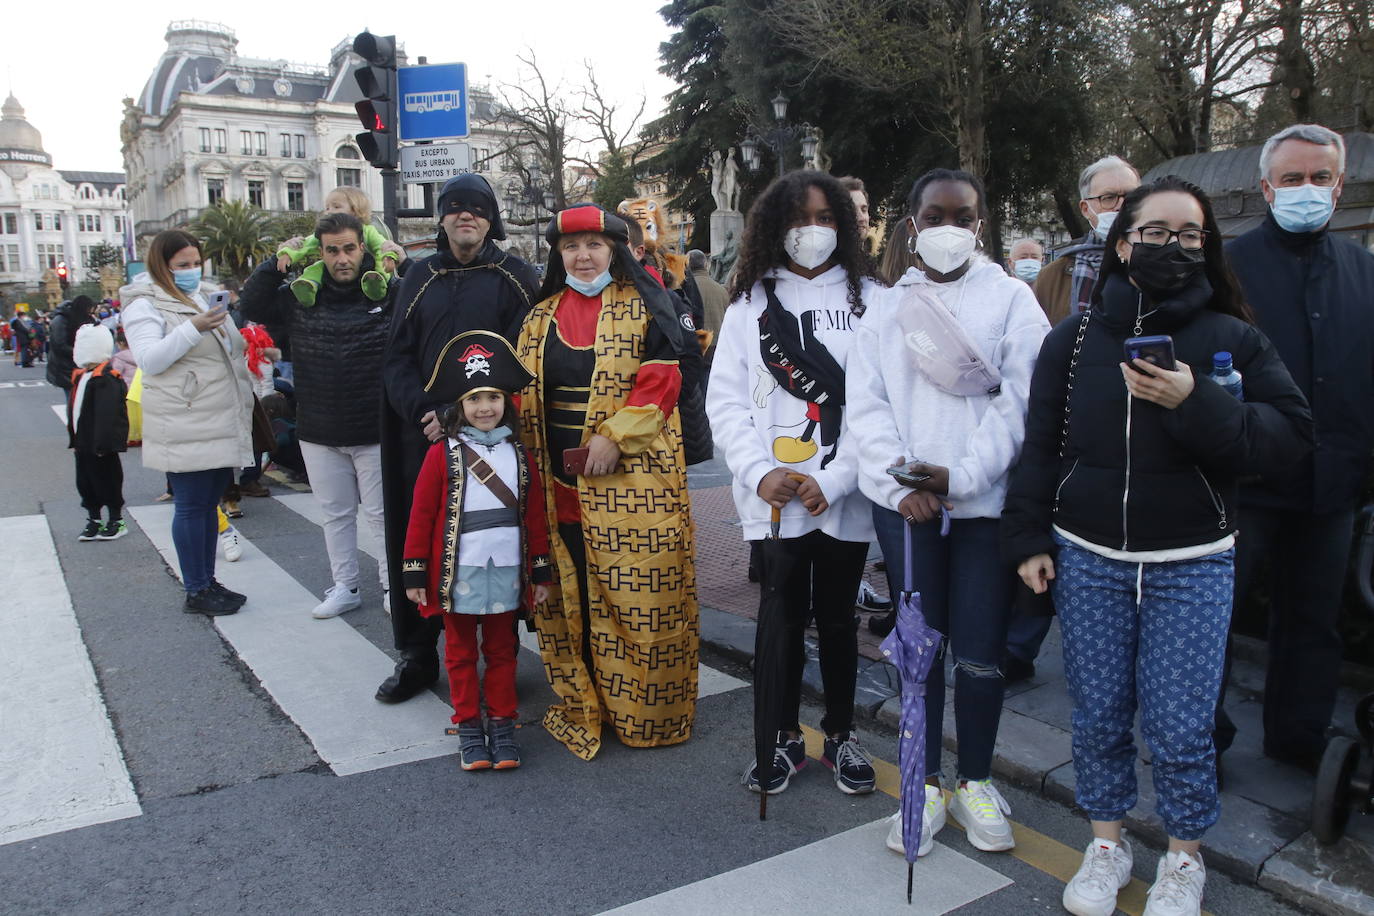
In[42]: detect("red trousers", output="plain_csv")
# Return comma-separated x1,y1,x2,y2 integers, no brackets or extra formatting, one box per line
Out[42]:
442,610,519,723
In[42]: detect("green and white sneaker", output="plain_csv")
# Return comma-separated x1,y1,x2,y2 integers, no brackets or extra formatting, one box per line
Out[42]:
885,783,947,858
96,519,128,541
950,778,1015,851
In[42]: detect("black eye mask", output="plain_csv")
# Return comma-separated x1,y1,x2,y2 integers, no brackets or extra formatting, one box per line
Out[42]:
443,198,491,220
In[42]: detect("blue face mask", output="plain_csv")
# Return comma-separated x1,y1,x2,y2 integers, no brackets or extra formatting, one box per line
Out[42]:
1270,183,1335,233
172,268,202,292
566,269,613,298
1012,258,1042,282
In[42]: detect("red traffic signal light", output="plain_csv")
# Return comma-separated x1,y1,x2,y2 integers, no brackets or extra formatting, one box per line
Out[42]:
352,31,399,170
56,262,69,285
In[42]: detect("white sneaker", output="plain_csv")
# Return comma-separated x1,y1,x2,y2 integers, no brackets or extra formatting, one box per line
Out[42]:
218,526,242,562
1144,850,1205,916
1063,836,1133,916
885,783,947,858
950,779,1015,852
312,584,361,619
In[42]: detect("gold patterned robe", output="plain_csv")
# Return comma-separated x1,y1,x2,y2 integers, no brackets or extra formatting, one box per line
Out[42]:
517,281,699,760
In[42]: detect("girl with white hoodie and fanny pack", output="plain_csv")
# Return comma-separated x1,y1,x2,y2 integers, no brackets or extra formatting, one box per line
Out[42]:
708,170,882,799
849,169,1049,857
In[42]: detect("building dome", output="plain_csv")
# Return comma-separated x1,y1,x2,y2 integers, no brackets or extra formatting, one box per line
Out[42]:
0,95,45,152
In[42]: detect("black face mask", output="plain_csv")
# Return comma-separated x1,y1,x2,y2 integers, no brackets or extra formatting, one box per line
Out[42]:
1126,241,1206,301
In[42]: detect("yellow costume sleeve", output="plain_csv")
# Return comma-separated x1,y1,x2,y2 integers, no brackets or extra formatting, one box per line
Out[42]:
598,405,667,455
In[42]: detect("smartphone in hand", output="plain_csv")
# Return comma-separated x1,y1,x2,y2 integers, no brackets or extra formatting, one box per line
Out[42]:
886,461,932,487
1124,335,1176,372
563,447,590,476
207,290,232,312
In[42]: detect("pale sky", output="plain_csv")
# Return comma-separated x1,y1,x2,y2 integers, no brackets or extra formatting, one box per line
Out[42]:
7,1,678,173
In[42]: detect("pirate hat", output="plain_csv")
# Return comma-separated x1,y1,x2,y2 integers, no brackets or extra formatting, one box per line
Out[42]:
424,330,535,404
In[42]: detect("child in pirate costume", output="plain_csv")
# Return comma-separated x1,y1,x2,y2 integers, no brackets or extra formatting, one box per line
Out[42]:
707,170,880,798
402,331,552,771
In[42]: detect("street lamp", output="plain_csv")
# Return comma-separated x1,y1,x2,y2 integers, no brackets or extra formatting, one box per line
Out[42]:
738,90,822,179
503,165,556,265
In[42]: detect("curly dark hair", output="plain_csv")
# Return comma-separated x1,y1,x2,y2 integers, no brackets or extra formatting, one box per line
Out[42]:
729,170,872,314
1093,175,1253,324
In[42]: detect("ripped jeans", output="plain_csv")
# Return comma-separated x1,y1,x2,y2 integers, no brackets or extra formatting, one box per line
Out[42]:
873,506,1013,780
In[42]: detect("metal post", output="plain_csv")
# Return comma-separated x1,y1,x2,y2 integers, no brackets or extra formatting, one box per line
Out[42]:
381,169,400,238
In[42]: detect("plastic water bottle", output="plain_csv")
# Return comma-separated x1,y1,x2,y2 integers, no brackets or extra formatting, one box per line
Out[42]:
1209,351,1244,400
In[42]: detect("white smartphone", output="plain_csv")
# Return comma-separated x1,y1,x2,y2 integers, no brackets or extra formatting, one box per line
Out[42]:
207,290,232,311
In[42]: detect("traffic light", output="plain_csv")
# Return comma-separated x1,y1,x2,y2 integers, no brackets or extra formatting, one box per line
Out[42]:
352,31,399,170
56,262,69,289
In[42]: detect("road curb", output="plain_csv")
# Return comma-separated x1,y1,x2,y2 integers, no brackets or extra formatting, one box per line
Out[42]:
698,603,1374,916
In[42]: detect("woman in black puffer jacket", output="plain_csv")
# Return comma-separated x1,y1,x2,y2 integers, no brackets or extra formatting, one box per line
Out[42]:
1001,176,1311,915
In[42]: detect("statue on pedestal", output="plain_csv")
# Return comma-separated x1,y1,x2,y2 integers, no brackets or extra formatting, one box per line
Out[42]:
710,149,741,213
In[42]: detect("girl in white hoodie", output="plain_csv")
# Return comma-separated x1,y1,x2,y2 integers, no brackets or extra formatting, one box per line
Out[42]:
849,169,1049,856
708,170,882,798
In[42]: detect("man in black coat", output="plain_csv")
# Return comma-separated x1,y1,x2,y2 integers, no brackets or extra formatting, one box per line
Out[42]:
1218,124,1374,769
377,173,539,703
239,211,396,620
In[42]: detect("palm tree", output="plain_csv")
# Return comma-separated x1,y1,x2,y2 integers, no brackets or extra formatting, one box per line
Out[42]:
191,200,273,285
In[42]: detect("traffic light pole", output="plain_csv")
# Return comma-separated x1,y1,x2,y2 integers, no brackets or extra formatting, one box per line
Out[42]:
381,169,400,239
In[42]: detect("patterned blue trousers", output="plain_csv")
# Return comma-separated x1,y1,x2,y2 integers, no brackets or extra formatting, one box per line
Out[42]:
1052,532,1233,840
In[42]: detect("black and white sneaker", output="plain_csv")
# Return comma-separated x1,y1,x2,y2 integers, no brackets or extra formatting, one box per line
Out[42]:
743,732,807,794
823,731,876,794
78,519,102,541
856,580,892,612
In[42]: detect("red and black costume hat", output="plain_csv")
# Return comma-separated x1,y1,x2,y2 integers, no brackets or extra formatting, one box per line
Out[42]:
539,204,686,353
544,202,630,246
424,330,535,404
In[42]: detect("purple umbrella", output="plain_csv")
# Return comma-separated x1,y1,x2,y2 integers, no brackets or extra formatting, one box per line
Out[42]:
879,514,946,903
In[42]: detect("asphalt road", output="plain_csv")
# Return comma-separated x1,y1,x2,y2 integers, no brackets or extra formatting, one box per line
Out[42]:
0,352,1306,915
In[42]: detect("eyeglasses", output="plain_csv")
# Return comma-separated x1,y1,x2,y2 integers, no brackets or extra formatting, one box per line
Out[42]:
1128,226,1209,250
1083,192,1126,210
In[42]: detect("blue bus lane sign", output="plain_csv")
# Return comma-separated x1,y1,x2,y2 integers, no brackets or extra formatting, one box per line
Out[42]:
397,63,468,141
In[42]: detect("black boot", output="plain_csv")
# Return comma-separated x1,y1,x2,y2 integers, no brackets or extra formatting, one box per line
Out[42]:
375,653,439,704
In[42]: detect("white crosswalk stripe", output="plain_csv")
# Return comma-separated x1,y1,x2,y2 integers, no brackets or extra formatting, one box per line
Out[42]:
601,816,1011,914
271,490,749,698
129,503,455,776
0,515,142,846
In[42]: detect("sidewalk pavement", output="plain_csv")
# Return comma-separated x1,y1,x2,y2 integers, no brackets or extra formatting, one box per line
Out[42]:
689,479,1374,916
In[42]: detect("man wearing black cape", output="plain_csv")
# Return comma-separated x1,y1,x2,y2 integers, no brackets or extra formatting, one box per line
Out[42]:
377,174,539,703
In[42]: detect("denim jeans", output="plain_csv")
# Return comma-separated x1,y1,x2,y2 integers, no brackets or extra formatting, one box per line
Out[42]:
169,468,231,593
1053,532,1233,840
873,506,1013,780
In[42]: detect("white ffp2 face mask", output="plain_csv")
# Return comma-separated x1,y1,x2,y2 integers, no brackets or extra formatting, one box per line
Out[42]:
1093,208,1118,239
784,225,838,270
914,224,978,275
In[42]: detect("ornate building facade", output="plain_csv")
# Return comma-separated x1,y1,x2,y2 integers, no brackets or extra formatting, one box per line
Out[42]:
0,96,130,305
122,21,527,246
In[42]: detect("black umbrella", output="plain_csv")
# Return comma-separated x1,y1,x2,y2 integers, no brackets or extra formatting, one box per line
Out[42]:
755,474,806,820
